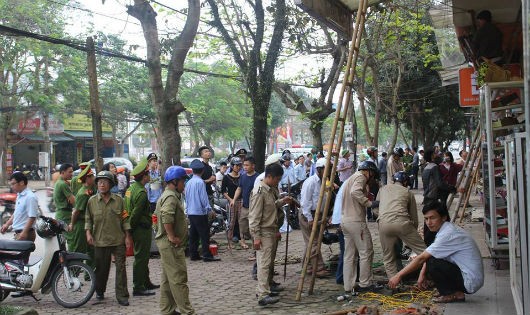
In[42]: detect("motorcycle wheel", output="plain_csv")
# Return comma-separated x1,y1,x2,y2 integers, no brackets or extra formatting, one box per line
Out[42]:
51,261,95,308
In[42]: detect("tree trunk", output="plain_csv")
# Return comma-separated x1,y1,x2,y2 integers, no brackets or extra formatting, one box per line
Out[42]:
310,122,324,153
252,100,268,173
128,0,199,171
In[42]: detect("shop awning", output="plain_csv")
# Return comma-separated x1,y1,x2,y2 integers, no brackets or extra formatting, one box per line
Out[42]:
23,134,74,142
64,131,114,139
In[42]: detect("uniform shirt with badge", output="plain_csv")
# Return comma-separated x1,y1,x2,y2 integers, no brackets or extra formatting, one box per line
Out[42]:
341,171,372,222
85,193,131,247
249,181,283,238
125,181,151,229
154,189,188,248
74,185,94,221
54,178,73,211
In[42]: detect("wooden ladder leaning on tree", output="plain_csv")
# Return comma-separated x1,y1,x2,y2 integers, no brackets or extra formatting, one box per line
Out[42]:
295,0,370,301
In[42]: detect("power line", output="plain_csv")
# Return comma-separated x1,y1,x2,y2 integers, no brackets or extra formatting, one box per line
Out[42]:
0,24,241,80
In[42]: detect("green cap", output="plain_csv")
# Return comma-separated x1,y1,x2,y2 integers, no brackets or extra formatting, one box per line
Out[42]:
131,158,148,176
341,149,350,157
78,165,94,180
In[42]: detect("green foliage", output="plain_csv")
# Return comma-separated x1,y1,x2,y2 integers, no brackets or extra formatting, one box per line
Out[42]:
179,61,252,143
269,92,288,129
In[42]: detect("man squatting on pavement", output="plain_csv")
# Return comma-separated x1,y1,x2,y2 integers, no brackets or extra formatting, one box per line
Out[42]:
249,163,294,306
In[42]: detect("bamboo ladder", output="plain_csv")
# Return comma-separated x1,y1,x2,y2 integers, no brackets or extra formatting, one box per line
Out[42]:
449,125,483,223
295,0,369,301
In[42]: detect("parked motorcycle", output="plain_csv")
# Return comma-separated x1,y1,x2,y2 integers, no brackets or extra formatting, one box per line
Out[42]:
0,216,95,308
0,192,16,226
280,180,304,230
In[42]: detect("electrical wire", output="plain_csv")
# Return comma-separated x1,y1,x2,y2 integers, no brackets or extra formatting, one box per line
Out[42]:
0,24,241,80
358,289,435,312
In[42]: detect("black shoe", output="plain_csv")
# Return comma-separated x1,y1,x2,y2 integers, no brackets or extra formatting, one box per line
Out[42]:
270,285,284,293
171,311,181,315
118,300,130,306
356,284,384,293
133,289,155,296
270,280,281,286
11,291,31,298
96,293,104,300
190,256,202,261
146,283,160,290
203,256,221,262
258,295,280,306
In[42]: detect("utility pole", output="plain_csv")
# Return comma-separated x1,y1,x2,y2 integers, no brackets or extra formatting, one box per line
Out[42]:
86,36,104,172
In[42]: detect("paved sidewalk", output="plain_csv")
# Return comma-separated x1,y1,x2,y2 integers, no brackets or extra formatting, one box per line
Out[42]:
0,182,516,314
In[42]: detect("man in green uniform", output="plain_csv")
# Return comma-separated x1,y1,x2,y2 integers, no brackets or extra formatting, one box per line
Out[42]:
85,171,132,306
154,166,195,315
68,166,95,266
249,163,293,306
125,158,158,296
71,162,92,196
54,163,75,247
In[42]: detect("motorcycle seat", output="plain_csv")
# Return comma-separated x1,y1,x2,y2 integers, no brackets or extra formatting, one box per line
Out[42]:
0,240,35,252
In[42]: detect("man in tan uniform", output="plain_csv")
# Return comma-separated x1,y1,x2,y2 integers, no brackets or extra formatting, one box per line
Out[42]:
249,163,292,306
85,171,132,306
376,171,426,278
341,161,382,295
387,148,405,180
154,166,195,315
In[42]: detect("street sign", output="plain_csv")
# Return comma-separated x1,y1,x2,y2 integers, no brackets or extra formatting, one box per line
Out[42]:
38,152,49,168
295,0,353,39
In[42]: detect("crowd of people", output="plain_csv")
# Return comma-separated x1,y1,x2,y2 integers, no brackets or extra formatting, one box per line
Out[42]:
0,143,485,314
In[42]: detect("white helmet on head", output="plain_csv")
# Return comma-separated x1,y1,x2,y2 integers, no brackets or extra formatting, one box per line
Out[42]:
315,158,327,168
265,154,281,166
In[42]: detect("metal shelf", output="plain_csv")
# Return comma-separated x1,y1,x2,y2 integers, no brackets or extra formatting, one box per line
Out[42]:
493,123,525,131
492,103,524,112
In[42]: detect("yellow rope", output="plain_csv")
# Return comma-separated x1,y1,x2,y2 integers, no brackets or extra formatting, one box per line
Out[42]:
358,289,435,312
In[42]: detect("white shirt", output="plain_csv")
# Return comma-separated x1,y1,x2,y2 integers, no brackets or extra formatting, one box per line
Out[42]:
426,222,484,293
300,174,322,221
280,165,296,186
294,164,306,182
13,188,39,231
331,185,345,225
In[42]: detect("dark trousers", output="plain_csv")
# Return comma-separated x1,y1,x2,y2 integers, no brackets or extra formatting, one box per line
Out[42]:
412,166,419,189
188,215,212,259
336,230,344,284
149,203,157,214
426,257,467,295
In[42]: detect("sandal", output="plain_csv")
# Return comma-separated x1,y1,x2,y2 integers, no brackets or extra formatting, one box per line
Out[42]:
239,241,249,250
432,293,465,303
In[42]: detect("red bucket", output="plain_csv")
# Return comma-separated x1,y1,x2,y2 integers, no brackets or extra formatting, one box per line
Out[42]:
209,244,218,256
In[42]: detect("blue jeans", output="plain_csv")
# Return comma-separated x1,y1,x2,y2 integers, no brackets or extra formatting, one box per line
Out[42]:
336,230,344,284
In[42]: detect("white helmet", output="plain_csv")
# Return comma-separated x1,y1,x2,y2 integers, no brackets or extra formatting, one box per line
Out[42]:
265,154,281,166
315,158,327,168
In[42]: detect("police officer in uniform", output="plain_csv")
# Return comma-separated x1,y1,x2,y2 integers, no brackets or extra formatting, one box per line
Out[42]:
85,171,132,306
249,163,293,306
54,163,75,247
68,166,95,267
155,166,196,315
126,158,158,296
71,161,92,196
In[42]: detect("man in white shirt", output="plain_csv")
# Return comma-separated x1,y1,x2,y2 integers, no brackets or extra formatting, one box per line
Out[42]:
294,155,306,183
1,172,39,242
299,158,329,277
388,201,484,303
279,154,296,189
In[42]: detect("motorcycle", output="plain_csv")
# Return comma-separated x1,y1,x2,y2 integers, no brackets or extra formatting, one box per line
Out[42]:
280,180,304,230
0,192,16,226
211,187,228,237
0,216,95,308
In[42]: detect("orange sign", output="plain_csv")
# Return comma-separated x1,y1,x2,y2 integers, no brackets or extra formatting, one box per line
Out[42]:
459,68,480,107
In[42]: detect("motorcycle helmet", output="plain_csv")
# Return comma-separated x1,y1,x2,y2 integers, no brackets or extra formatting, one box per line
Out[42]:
393,147,404,157
358,161,380,180
230,157,243,166
393,171,409,185
280,153,291,163
322,230,339,245
164,166,187,183
95,171,115,186
36,217,55,238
